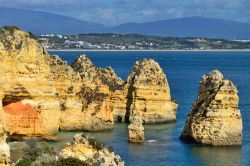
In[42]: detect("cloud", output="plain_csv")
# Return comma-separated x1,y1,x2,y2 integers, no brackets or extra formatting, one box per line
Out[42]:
187,0,250,22
139,9,156,17
0,0,249,25
191,0,245,9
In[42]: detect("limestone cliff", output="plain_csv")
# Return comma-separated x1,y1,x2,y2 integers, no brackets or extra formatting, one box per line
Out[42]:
0,27,61,140
180,70,242,146
0,125,10,166
59,133,124,166
59,55,123,131
112,58,178,123
0,26,120,136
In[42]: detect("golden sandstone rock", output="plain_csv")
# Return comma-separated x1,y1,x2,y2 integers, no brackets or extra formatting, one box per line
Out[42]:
128,111,144,143
0,125,10,166
180,70,242,145
49,54,119,131
0,27,121,139
62,55,119,131
59,133,124,166
0,27,178,142
0,27,61,140
112,59,178,124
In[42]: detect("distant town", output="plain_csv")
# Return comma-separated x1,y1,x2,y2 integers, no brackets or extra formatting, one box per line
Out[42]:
37,33,250,50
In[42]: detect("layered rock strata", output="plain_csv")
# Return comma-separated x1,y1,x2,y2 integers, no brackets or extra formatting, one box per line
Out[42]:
128,111,144,143
60,133,124,166
48,55,84,131
180,70,242,146
0,125,10,166
0,26,122,137
112,58,178,124
0,27,61,140
59,55,123,131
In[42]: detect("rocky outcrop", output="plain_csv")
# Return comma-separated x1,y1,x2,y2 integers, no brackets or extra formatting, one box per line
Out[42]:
59,55,123,131
128,111,144,143
59,133,124,166
0,26,121,136
180,70,242,146
71,55,123,88
0,27,61,140
0,125,10,166
112,58,178,124
99,67,124,91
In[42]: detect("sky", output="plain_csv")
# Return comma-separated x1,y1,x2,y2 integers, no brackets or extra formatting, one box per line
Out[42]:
0,0,250,25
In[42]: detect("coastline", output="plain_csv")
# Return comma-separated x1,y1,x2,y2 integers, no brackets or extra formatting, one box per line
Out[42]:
47,49,250,52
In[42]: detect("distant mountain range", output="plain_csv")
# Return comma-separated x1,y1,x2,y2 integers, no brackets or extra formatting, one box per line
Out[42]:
0,7,105,34
1,6,250,39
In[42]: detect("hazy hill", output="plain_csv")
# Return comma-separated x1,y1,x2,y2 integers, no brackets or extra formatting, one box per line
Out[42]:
110,17,250,39
0,6,106,34
1,7,250,39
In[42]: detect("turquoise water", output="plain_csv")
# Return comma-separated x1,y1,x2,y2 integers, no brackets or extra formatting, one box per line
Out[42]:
47,51,250,165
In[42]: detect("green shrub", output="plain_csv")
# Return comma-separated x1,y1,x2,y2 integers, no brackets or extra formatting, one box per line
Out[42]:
87,137,104,151
17,138,57,165
16,158,33,166
56,157,89,166
67,86,74,93
108,146,114,153
28,32,37,40
3,26,21,33
23,138,42,161
0,27,6,34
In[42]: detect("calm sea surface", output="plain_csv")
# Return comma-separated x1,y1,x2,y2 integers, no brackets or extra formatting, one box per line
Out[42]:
12,51,250,166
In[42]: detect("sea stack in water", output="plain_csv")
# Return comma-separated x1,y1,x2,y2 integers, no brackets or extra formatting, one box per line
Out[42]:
180,70,242,146
128,111,144,143
59,133,124,166
112,58,178,123
0,125,10,165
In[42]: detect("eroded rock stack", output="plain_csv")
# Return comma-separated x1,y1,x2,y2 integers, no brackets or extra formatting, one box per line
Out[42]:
59,55,123,131
0,125,10,166
112,58,178,124
60,133,124,166
128,111,144,143
180,70,242,146
0,27,61,140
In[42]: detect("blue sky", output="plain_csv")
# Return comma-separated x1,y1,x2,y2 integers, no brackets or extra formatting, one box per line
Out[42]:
0,0,249,25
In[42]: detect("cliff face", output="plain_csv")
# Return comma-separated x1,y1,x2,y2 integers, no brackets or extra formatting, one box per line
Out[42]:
180,70,242,145
59,133,124,166
59,55,123,131
0,27,178,140
112,59,178,124
0,27,61,140
0,27,121,136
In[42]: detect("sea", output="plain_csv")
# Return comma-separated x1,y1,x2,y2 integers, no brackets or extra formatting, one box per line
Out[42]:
12,51,250,166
